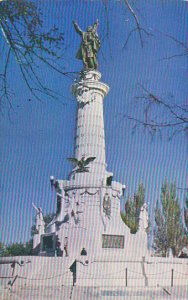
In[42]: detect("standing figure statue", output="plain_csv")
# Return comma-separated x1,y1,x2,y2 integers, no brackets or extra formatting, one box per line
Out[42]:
32,202,45,235
138,203,149,232
73,20,100,70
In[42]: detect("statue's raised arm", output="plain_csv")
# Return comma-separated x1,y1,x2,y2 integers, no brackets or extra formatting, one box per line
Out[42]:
32,202,39,213
93,19,99,32
73,20,82,36
73,19,101,70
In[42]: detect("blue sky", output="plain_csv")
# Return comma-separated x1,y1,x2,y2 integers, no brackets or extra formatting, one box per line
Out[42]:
0,0,187,244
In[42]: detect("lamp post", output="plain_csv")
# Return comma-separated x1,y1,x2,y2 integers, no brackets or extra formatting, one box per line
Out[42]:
50,175,55,190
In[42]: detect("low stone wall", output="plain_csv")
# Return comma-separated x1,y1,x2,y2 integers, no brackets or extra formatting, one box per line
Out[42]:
76,257,188,287
0,256,187,289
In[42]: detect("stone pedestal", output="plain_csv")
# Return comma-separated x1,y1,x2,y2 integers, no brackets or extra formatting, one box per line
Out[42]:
36,69,148,262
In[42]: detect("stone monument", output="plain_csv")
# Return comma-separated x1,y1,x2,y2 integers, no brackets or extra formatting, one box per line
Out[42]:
2,21,187,296
33,20,148,264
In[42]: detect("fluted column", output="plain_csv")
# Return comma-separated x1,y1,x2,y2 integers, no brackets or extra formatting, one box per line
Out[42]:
71,70,109,185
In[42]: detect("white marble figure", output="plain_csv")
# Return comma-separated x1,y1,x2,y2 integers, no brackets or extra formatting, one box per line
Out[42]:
139,203,148,232
168,248,174,258
32,203,45,235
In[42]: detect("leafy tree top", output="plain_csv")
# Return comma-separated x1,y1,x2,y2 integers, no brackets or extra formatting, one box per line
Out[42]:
121,183,145,234
153,181,186,257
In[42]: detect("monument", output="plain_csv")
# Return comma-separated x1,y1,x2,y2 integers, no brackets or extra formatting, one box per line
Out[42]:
32,20,149,283
1,21,187,297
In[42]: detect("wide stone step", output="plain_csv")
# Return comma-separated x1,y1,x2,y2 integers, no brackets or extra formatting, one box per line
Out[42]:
71,286,188,299
1,285,187,300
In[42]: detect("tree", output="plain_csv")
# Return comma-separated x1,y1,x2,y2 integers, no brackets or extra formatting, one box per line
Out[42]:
0,213,56,257
153,181,185,257
102,1,187,138
0,242,8,256
123,84,188,139
121,183,145,234
1,1,187,137
0,0,68,108
5,241,32,256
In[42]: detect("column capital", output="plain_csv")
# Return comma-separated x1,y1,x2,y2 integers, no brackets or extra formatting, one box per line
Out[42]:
72,70,109,101
79,70,102,81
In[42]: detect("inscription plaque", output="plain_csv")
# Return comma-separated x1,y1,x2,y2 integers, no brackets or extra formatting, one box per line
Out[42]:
102,234,124,249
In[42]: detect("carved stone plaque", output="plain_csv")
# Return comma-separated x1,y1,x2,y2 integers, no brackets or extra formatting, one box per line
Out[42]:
102,234,124,249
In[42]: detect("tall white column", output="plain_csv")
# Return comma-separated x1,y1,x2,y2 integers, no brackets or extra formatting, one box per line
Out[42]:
71,70,109,185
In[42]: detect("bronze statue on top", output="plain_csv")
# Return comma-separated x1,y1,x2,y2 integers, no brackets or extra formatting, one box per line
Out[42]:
73,20,100,70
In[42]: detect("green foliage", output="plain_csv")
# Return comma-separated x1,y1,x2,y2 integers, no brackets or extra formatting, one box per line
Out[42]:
0,242,8,256
121,183,145,234
6,243,26,256
1,212,55,256
25,239,33,255
153,181,185,257
3,240,33,257
0,0,64,55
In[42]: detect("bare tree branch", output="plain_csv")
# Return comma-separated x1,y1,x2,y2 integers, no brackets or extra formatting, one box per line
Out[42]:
101,0,113,60
156,30,188,61
0,47,13,111
0,0,73,108
122,0,153,49
102,0,110,41
124,0,143,47
160,31,187,50
137,84,188,124
122,83,187,138
124,113,184,128
122,27,137,49
159,52,187,61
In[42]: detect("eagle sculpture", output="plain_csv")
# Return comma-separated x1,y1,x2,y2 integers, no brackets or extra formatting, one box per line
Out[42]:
68,155,96,174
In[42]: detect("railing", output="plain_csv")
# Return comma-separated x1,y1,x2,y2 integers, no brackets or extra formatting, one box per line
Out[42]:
0,261,187,288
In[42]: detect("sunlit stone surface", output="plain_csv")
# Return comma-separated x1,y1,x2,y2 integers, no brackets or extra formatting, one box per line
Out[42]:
1,71,187,298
